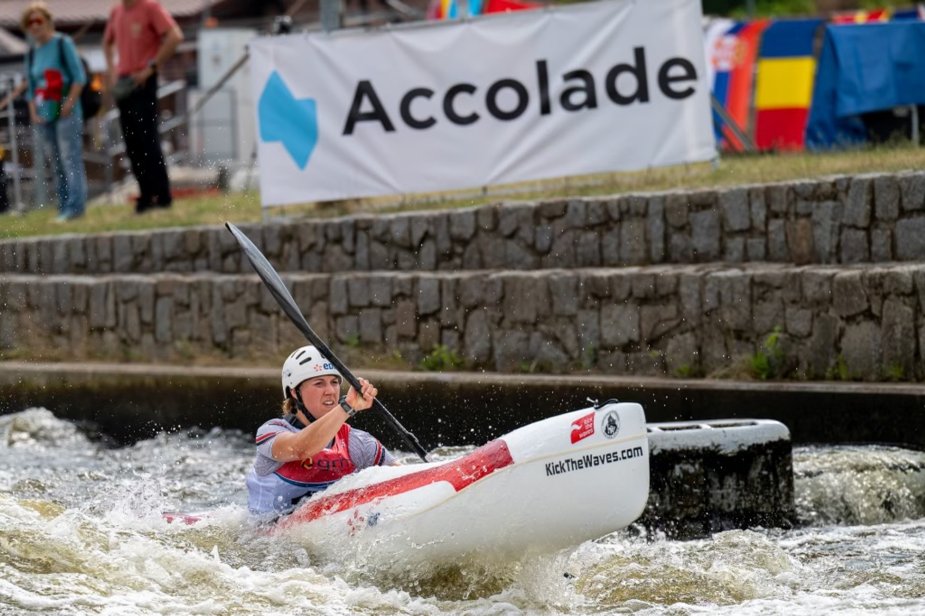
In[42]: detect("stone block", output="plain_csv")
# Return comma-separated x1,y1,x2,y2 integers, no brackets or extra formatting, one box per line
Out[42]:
503,276,548,323
647,196,665,263
601,228,621,265
690,210,720,261
881,298,914,379
716,272,750,331
492,329,530,371
746,238,766,261
549,275,579,316
417,277,441,316
767,220,788,261
812,201,843,263
575,231,601,267
664,193,689,228
724,236,745,262
871,228,892,262
668,232,693,263
839,228,869,263
358,308,382,343
394,300,417,338
899,173,925,211
720,187,751,232
841,320,881,379
665,332,699,376
463,309,492,364
874,175,900,221
347,277,370,307
785,306,813,337
895,217,925,260
601,302,639,347
620,218,647,264
766,184,792,214
802,270,833,306
832,271,868,317
749,187,767,229
335,315,359,344
389,216,412,248
844,176,873,227
641,303,679,340
329,278,348,315
564,200,587,228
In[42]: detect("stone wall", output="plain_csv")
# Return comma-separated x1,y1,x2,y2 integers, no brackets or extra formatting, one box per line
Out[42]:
2,170,924,380
3,262,924,380
1,171,924,275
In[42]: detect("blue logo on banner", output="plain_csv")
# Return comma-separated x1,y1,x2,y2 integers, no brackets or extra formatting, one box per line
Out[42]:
258,71,318,169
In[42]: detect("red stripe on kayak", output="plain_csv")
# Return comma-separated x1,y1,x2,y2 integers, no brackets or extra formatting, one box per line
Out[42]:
163,512,204,525
280,439,514,527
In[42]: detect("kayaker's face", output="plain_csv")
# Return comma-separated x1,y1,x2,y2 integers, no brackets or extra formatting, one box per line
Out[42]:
295,375,342,420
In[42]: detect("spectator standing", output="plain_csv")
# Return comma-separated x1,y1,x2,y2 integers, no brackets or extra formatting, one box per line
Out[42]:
1,78,52,212
103,0,182,214
22,2,87,222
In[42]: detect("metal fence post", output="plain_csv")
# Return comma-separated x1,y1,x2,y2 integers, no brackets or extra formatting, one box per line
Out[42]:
6,77,23,212
321,0,342,32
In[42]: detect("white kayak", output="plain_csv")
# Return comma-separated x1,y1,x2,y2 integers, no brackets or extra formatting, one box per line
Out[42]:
272,400,650,564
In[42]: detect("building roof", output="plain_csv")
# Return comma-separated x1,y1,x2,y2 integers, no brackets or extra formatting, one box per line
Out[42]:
0,24,24,53
0,0,215,29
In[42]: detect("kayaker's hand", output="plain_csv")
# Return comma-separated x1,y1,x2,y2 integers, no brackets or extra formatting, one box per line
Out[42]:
345,378,377,412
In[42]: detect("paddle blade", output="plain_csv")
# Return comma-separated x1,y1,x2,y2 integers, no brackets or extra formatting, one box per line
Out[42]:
225,222,317,344
225,222,428,461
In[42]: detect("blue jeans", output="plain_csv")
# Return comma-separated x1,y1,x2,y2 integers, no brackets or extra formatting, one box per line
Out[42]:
38,111,87,219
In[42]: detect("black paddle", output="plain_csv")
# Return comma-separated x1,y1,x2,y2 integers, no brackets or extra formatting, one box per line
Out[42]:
225,222,429,462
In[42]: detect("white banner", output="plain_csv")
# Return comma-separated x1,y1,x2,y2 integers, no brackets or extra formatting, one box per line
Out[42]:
250,0,715,206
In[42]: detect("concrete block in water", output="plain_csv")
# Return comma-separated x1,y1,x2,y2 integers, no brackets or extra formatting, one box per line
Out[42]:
640,419,795,539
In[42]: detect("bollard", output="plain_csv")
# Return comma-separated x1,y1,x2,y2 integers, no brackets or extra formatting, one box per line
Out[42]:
640,419,795,539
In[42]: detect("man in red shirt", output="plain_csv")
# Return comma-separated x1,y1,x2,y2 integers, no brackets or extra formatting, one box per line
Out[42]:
103,0,182,214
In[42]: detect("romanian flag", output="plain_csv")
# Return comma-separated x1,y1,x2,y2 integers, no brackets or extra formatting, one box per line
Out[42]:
710,19,769,151
753,19,822,151
831,8,891,24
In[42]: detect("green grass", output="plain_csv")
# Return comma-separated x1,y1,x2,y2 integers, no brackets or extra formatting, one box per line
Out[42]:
2,145,924,240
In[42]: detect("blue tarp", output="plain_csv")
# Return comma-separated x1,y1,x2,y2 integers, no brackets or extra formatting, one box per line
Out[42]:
806,21,925,149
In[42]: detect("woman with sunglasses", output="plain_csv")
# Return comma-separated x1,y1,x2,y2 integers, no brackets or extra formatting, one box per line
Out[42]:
21,1,87,223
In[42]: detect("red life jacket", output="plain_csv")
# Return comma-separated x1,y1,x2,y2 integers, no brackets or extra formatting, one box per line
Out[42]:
274,423,357,489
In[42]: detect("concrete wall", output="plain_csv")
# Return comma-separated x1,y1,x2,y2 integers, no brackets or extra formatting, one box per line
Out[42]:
643,419,795,538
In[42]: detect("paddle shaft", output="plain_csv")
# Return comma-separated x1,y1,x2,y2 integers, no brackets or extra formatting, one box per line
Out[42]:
225,223,428,461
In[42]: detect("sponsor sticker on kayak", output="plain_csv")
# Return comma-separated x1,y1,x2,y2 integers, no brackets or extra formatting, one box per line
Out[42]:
545,445,645,477
602,410,621,439
570,412,595,444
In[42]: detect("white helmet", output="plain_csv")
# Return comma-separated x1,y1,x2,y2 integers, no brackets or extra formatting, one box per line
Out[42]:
281,345,341,398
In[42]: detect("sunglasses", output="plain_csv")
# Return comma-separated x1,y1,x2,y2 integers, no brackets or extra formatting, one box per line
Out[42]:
27,17,45,27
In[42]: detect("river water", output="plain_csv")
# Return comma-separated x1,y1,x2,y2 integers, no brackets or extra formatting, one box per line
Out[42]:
2,407,924,616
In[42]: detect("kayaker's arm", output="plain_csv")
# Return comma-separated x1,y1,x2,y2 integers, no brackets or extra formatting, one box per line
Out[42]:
270,409,350,462
271,380,378,462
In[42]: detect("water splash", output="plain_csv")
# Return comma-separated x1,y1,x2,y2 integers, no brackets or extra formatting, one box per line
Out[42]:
794,445,925,526
3,409,925,615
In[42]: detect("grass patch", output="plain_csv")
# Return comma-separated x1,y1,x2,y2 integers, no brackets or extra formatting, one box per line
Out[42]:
750,327,785,380
2,145,924,241
0,190,262,240
419,345,464,371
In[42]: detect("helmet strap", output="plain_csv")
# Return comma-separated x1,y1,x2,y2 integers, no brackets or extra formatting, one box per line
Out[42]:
286,412,306,429
291,392,314,426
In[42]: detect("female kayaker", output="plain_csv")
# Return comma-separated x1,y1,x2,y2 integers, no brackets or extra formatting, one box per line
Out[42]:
246,344,397,517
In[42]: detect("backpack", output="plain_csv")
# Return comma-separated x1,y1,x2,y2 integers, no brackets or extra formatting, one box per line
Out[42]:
27,35,102,122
